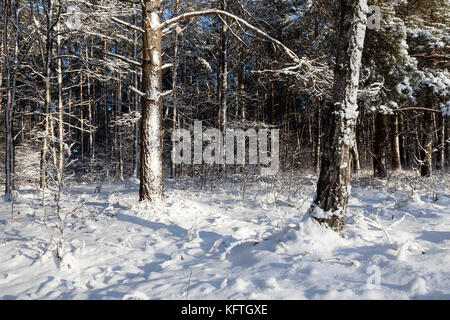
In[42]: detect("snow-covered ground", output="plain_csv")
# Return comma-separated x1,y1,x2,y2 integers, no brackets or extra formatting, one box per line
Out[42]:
0,171,449,300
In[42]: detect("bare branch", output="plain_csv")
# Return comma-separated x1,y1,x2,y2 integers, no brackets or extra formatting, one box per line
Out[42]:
130,86,145,97
104,51,141,67
396,107,443,114
158,10,300,64
112,16,145,33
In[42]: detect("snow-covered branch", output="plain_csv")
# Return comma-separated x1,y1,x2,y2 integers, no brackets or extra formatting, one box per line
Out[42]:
157,10,300,64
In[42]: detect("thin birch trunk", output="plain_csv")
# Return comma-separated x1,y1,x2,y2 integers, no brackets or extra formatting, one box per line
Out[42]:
56,22,64,185
3,0,13,196
219,0,228,176
134,9,140,178
171,0,179,178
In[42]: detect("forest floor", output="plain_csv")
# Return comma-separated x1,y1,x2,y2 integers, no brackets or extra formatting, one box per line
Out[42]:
0,170,449,299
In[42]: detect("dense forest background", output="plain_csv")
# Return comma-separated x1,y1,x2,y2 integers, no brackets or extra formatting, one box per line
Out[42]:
1,1,450,300
1,0,449,197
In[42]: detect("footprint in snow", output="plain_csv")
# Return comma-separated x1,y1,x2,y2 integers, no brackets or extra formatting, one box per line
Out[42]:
0,273,17,284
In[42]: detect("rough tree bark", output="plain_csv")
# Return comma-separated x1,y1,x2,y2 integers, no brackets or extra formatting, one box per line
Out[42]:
351,142,361,173
139,0,165,202
309,0,368,233
218,0,228,133
419,87,433,177
56,21,64,184
133,10,140,178
218,0,228,176
3,0,13,196
314,99,322,173
4,0,20,197
390,114,402,172
171,0,179,179
421,108,433,177
38,0,56,190
86,44,94,170
446,117,450,167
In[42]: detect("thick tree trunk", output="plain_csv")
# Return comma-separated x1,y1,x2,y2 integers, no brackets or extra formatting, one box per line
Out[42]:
390,114,402,172
310,0,367,233
139,0,164,202
373,112,387,178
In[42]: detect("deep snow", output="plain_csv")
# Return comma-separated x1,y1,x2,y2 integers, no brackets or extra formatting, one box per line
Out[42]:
0,171,449,300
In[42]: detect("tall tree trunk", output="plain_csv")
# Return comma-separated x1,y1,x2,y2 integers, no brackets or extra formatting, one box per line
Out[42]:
390,114,402,172
79,72,84,164
436,113,445,170
86,45,94,170
218,0,228,132
421,107,433,177
39,1,54,190
314,99,321,173
0,22,3,120
373,112,387,178
56,22,64,184
238,46,245,122
171,0,179,179
351,142,361,173
3,0,13,196
218,0,228,176
445,117,449,168
133,10,140,178
310,0,367,233
398,113,407,168
117,80,124,180
139,0,164,202
10,0,19,193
